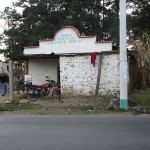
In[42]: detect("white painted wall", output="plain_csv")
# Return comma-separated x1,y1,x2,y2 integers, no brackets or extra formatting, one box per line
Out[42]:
60,54,120,96
0,61,8,73
28,58,59,85
99,54,120,96
24,27,112,55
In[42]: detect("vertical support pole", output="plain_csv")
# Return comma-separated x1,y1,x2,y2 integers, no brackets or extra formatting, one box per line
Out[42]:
9,59,14,102
94,54,103,111
24,60,28,75
120,0,128,109
95,54,103,96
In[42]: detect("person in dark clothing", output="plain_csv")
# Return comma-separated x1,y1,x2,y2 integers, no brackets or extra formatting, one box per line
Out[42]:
0,74,6,96
5,74,9,95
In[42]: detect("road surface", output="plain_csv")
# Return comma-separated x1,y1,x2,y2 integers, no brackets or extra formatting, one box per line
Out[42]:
0,115,150,150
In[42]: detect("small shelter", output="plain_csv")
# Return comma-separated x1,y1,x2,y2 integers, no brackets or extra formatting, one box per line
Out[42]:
14,26,120,96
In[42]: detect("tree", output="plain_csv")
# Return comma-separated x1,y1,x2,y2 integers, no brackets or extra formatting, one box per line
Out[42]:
127,0,150,39
104,0,119,45
2,0,149,57
0,6,23,57
130,33,150,89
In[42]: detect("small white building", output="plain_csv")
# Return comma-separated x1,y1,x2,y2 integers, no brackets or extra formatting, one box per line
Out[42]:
21,26,120,96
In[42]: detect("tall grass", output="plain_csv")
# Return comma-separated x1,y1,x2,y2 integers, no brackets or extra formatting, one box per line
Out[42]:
129,88,150,107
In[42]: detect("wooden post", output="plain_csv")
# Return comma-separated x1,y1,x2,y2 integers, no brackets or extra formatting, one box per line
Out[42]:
24,60,28,74
9,59,14,102
94,54,103,111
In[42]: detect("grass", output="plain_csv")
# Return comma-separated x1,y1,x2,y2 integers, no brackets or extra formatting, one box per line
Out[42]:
0,102,43,111
129,88,150,108
68,105,94,111
0,89,149,114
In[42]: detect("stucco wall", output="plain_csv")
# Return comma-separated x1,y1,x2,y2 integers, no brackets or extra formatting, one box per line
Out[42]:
28,58,59,85
24,27,112,55
0,62,8,73
60,53,120,96
99,54,120,96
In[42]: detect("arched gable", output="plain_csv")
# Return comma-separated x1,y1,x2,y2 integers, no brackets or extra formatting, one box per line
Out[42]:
24,26,112,55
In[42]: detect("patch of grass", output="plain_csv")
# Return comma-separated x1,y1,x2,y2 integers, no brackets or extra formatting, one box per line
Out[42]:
0,102,43,111
69,105,93,111
129,88,150,107
114,108,127,112
64,105,131,115
19,93,28,99
14,93,27,100
64,105,94,114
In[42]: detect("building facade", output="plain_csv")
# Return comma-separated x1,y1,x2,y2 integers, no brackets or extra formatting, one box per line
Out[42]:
23,26,120,96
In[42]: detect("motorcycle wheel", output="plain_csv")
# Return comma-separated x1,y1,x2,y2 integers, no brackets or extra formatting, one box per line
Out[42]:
43,88,50,96
52,89,61,101
27,90,38,101
52,89,60,96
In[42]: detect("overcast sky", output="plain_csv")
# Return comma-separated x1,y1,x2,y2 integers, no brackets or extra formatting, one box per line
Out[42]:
0,0,19,33
0,0,18,11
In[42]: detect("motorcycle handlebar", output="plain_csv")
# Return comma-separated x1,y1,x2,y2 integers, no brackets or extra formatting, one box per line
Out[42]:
46,79,55,85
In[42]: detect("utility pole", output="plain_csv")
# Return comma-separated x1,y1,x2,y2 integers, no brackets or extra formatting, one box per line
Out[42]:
119,0,128,109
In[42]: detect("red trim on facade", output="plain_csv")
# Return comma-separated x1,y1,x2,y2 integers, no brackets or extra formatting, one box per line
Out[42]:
39,26,96,42
24,26,112,49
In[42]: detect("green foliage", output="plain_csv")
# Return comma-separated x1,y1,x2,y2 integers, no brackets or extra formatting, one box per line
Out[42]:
69,105,94,111
127,0,150,39
0,0,150,57
129,88,150,107
0,0,121,57
129,33,150,88
18,93,28,99
0,102,43,111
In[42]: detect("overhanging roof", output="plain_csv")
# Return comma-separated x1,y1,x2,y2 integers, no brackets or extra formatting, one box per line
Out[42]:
12,54,60,60
12,51,119,60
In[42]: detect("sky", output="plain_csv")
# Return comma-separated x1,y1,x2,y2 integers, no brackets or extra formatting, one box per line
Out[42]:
0,0,18,60
0,0,18,11
0,0,19,33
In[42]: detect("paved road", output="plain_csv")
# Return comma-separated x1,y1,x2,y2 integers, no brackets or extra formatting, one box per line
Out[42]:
0,115,150,150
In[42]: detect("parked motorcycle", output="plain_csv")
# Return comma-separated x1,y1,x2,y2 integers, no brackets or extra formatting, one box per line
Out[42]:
52,82,61,97
26,79,60,101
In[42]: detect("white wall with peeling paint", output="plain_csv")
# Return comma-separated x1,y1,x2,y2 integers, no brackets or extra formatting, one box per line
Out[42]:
99,54,120,96
60,54,120,96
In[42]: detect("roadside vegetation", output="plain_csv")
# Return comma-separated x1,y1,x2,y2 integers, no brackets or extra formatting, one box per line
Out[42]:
129,88,150,109
0,88,149,115
0,102,43,112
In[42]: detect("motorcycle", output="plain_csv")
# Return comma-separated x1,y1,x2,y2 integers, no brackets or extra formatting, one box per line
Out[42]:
52,82,61,100
26,79,60,101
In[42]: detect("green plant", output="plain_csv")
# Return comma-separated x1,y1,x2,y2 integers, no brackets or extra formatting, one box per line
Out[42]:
129,88,150,107
18,93,28,99
0,102,43,111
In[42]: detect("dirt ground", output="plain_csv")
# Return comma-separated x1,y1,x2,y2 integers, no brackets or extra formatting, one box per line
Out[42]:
0,94,117,115
0,91,149,115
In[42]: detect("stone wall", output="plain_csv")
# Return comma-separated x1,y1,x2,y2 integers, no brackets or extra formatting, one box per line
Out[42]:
99,53,120,96
60,53,120,96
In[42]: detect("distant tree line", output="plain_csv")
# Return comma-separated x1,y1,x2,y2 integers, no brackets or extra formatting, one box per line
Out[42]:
0,0,149,57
